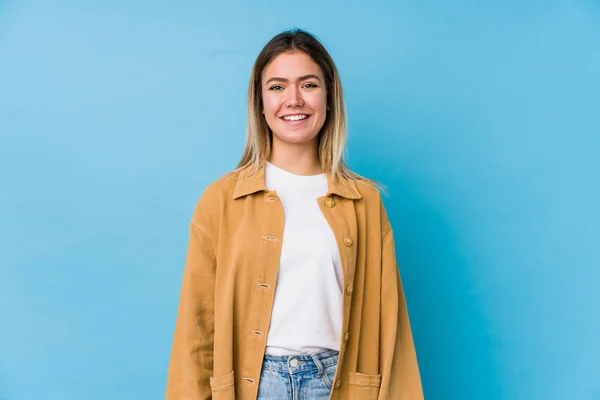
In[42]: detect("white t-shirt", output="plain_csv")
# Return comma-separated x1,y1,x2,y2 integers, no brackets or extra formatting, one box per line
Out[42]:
264,161,344,356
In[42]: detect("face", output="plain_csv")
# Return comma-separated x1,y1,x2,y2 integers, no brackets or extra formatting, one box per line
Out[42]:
261,50,328,147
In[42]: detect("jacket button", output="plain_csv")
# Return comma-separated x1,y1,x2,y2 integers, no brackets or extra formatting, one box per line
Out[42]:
346,285,353,295
344,236,353,246
344,332,349,341
325,197,335,208
334,380,341,389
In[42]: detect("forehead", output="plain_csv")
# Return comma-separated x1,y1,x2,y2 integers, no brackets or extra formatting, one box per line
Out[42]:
262,51,323,78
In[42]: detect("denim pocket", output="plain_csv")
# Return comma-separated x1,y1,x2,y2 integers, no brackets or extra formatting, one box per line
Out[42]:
321,363,338,388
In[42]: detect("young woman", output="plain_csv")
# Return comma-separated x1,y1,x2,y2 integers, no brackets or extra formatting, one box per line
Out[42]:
166,29,423,400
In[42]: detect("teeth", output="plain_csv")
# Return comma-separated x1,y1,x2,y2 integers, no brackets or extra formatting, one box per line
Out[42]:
283,114,308,121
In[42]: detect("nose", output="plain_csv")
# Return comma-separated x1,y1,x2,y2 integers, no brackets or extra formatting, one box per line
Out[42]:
285,85,303,107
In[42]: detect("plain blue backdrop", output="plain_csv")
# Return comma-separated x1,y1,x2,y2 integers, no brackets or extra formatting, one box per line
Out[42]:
1,1,599,399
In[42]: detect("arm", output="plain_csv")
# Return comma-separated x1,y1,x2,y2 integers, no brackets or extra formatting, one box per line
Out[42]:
378,226,424,400
166,221,216,400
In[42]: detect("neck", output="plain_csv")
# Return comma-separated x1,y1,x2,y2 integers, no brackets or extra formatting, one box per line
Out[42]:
269,137,322,176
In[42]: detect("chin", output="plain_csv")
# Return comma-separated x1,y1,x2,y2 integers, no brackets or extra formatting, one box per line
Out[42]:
273,131,319,145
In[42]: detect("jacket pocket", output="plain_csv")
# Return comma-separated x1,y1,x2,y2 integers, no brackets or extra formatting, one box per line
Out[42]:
209,370,235,400
348,372,381,400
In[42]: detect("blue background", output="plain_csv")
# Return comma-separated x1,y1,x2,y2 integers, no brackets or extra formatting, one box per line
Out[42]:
1,1,599,399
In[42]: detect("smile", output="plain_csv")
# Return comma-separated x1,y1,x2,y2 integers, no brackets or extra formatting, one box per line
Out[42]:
282,114,309,121
280,114,311,125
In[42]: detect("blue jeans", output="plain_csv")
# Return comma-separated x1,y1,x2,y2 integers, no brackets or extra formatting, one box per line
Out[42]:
257,349,339,399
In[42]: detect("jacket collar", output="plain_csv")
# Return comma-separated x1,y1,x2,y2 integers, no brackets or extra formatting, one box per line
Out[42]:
232,161,362,200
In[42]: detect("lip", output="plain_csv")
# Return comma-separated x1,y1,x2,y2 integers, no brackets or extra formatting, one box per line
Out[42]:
280,114,311,126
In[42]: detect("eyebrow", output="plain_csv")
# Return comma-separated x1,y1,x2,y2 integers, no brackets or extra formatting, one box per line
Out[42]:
265,74,322,85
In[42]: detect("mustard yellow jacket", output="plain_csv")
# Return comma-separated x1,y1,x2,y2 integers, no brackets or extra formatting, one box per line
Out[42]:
166,162,423,400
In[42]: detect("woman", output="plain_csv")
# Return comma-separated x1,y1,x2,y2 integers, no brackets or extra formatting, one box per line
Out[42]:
166,29,423,400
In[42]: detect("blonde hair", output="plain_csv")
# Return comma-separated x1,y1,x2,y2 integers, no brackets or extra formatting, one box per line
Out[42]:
236,28,386,195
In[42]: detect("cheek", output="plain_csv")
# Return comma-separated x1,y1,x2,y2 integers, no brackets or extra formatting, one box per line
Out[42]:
309,92,328,114
262,94,278,115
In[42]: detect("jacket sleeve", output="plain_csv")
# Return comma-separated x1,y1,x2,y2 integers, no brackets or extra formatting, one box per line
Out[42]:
378,226,424,400
166,221,216,400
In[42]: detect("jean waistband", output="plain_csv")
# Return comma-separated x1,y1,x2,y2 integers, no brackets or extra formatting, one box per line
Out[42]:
261,349,339,373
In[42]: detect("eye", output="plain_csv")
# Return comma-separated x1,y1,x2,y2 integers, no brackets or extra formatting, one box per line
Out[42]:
269,85,283,91
303,83,318,88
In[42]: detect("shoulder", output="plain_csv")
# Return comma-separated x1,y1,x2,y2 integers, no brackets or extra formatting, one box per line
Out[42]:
355,178,382,203
190,168,242,229
354,178,392,235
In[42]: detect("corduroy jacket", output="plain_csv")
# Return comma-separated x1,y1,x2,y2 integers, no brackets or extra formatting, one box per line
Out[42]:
166,162,423,400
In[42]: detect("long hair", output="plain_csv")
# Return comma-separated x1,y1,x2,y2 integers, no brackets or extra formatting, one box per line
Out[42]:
237,28,385,194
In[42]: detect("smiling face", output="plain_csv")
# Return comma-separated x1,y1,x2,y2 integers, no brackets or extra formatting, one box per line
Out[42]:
261,50,328,148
